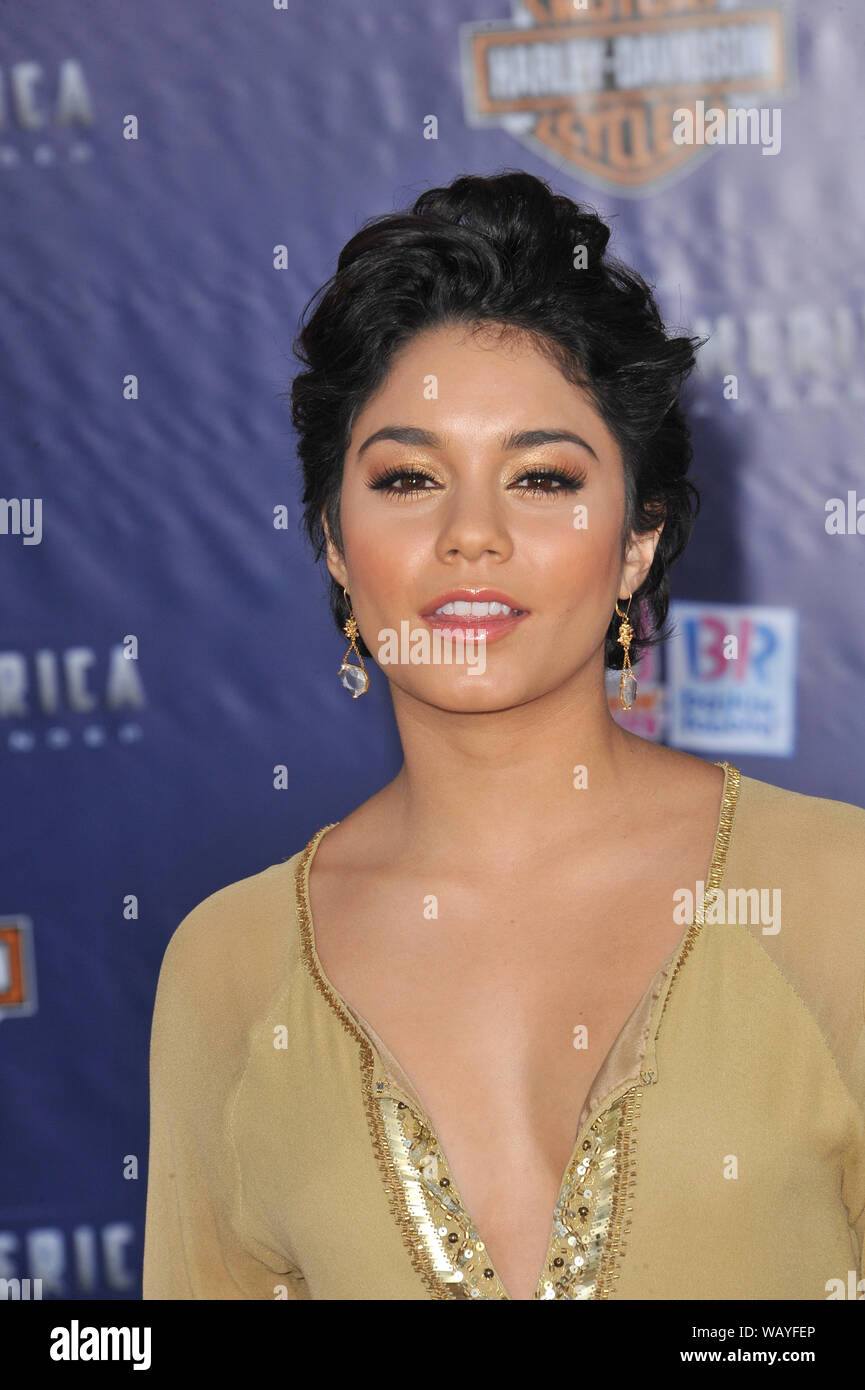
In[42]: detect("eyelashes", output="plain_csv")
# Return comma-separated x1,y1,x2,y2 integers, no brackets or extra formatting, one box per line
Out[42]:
367,465,587,500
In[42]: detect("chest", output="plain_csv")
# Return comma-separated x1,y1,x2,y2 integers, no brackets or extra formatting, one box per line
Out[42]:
306,868,693,1298
309,863,690,1074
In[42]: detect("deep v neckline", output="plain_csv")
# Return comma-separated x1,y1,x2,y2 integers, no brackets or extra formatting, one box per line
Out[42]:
295,760,741,1300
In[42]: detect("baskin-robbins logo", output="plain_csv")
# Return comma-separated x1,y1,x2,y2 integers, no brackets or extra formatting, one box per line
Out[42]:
460,0,796,197
666,601,798,755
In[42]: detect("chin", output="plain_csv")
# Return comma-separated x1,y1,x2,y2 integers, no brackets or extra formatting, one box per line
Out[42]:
405,673,540,713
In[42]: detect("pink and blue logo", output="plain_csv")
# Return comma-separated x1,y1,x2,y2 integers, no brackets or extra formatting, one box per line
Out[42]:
667,602,797,755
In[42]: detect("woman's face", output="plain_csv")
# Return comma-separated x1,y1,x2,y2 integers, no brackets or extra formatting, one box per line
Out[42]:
324,320,660,713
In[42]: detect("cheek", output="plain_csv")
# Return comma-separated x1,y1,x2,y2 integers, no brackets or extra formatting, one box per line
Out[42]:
524,504,622,590
340,496,427,598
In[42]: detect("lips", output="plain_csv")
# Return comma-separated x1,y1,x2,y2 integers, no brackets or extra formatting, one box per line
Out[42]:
419,588,529,618
418,588,530,646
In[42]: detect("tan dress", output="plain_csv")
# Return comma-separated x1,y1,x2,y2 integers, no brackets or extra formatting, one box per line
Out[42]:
142,762,865,1299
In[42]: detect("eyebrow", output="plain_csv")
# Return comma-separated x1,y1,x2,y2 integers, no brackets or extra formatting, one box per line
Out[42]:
356,425,599,462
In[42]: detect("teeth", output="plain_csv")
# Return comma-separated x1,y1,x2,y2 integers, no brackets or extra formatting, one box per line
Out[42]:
434,601,516,617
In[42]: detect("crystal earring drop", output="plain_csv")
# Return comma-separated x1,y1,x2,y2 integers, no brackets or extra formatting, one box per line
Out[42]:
615,592,638,711
337,587,369,698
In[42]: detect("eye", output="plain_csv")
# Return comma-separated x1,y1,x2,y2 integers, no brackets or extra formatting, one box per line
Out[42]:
366,464,587,499
511,466,586,496
367,467,438,499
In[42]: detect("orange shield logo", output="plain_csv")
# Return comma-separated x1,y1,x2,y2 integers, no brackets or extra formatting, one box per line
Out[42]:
0,918,37,1020
461,0,794,195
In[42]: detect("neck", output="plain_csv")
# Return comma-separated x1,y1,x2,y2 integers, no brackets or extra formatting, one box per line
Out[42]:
380,660,647,875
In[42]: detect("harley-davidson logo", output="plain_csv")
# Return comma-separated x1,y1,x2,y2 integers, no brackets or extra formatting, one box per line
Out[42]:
460,0,795,196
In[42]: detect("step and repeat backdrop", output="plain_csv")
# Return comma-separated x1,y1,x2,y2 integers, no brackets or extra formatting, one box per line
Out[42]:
1,0,863,1299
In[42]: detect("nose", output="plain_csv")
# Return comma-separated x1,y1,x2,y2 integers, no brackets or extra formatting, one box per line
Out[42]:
434,480,514,564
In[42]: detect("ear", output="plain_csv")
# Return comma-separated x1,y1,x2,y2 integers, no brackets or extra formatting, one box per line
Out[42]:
618,515,664,602
321,507,349,592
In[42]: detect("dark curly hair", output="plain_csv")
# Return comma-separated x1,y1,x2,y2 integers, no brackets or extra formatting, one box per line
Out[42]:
288,169,703,670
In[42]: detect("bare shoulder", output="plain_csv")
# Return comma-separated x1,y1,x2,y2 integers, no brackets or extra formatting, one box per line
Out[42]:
311,784,401,880
616,739,727,821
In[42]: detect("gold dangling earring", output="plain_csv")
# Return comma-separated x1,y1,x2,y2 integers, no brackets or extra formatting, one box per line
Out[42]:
337,587,369,699
615,591,638,711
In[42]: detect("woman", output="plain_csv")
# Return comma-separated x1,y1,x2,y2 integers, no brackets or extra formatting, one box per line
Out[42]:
142,171,865,1301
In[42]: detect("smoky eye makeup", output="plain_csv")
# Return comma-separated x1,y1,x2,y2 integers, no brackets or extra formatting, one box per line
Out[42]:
366,462,588,499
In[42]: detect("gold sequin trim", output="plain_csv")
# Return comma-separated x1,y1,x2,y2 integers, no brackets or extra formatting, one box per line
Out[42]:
377,1085,508,1299
376,1074,642,1300
294,825,449,1299
536,1086,642,1299
593,1085,642,1298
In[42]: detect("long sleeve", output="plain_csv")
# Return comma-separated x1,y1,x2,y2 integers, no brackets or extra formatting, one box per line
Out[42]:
142,898,309,1300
